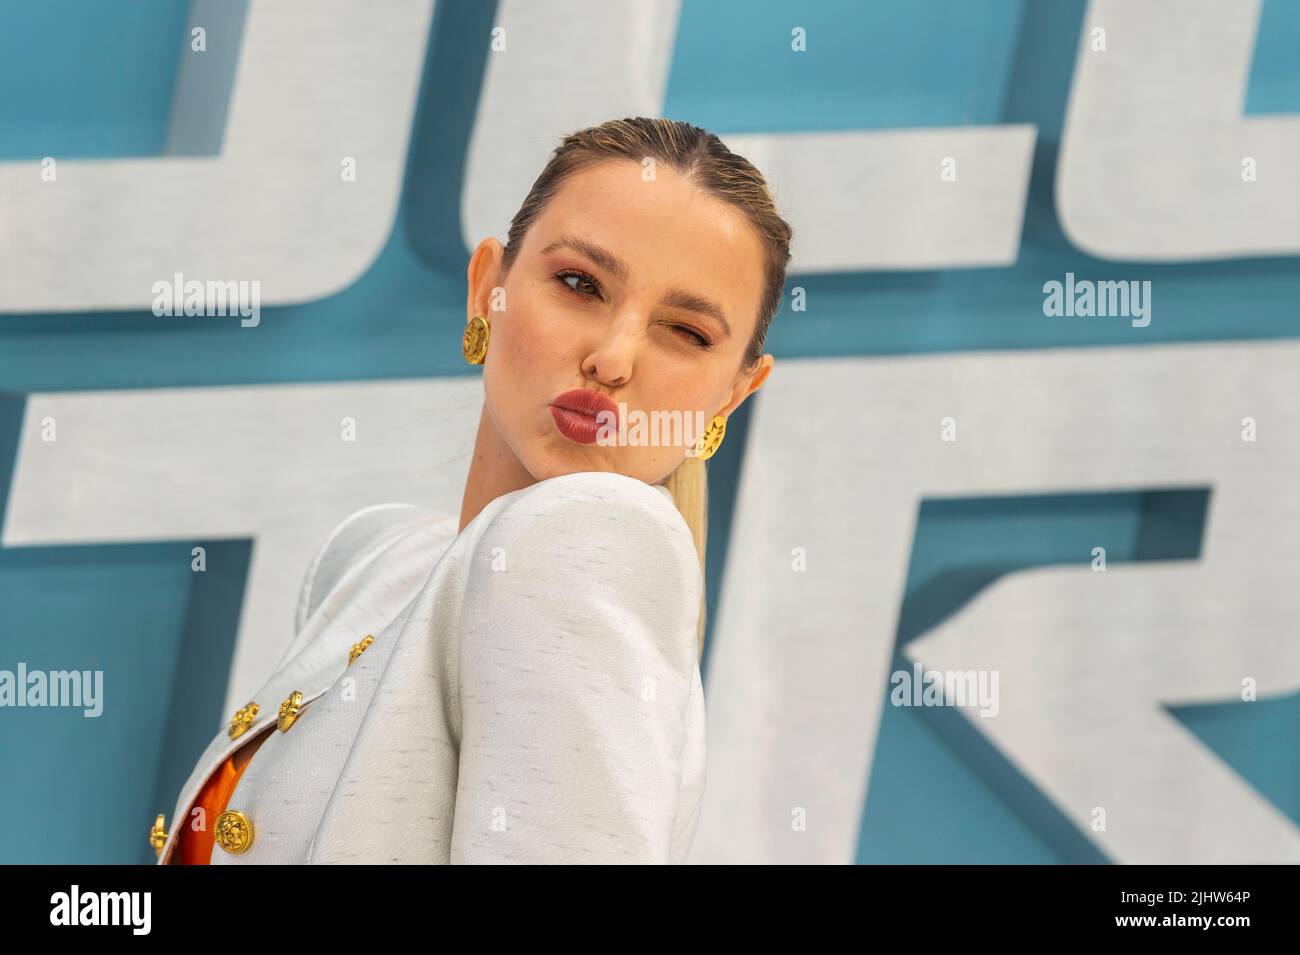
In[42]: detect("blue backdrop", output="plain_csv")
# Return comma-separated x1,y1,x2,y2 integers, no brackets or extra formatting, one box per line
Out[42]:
1,0,1298,864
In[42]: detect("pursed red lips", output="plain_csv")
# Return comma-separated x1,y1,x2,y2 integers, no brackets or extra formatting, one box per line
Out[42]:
549,388,620,445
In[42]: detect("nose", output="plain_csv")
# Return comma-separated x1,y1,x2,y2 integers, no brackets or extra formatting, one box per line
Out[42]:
580,320,639,388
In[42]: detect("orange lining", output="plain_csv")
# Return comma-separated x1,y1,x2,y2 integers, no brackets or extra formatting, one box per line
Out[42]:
170,724,275,864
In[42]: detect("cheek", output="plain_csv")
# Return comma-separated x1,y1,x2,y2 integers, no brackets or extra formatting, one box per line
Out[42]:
640,357,715,415
501,286,570,362
514,308,564,360
485,301,565,413
489,300,536,372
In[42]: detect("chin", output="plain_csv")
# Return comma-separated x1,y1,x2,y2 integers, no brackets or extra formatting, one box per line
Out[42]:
525,447,634,483
519,444,599,482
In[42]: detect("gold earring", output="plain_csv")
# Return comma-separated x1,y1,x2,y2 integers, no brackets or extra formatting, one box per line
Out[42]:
463,314,490,364
692,414,727,461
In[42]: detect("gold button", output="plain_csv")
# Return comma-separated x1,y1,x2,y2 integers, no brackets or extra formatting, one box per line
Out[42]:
149,813,168,857
348,634,375,666
214,810,254,854
228,701,259,739
277,690,304,732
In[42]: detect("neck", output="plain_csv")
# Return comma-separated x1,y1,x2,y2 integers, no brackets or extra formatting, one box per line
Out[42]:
459,401,537,532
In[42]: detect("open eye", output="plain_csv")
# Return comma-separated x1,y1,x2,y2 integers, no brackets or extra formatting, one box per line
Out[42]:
555,269,601,298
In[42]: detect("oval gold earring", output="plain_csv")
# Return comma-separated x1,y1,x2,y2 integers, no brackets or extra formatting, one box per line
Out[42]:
463,314,490,365
692,414,727,461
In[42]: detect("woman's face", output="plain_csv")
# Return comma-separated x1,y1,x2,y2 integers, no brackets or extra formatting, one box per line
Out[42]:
467,158,775,485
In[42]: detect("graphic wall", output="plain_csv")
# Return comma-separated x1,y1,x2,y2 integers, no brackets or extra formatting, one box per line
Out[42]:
1,0,1297,863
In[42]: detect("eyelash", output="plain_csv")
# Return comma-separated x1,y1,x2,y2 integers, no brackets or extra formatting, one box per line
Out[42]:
555,268,602,299
552,268,714,350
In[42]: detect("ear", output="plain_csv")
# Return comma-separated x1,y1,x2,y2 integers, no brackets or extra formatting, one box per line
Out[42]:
466,237,504,319
718,353,774,417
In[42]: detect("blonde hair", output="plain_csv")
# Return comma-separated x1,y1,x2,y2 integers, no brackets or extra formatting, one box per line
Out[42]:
501,117,793,659
659,456,709,659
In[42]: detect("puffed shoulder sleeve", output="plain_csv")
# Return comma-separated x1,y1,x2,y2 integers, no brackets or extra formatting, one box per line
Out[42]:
293,503,424,634
450,472,702,864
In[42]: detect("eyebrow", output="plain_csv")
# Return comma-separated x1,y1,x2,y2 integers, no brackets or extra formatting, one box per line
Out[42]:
539,233,733,339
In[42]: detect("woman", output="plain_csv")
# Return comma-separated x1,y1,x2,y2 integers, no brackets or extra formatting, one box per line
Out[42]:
150,116,793,864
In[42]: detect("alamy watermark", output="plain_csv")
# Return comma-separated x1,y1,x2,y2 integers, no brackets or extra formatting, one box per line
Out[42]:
152,271,260,327
0,663,103,717
1042,272,1151,328
890,661,1000,717
593,403,710,453
50,885,150,935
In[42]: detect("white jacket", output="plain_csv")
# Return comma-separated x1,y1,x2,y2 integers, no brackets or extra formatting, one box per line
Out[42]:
155,470,706,864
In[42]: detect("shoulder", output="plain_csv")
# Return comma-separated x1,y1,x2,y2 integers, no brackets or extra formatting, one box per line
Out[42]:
479,471,694,566
492,470,682,525
459,471,702,676
295,502,453,633
466,471,701,613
